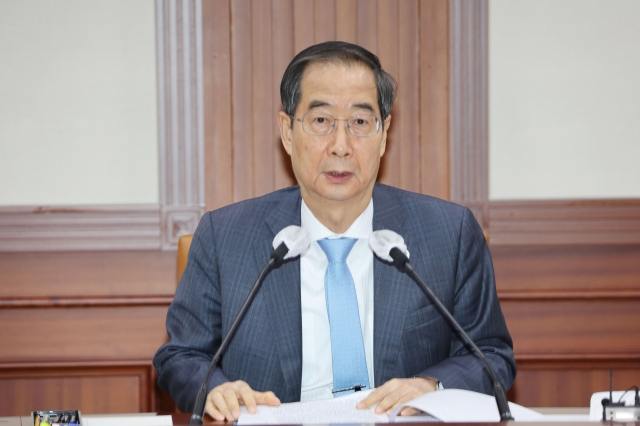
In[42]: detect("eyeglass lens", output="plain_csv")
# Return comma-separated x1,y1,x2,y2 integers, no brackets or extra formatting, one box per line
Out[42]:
302,113,379,136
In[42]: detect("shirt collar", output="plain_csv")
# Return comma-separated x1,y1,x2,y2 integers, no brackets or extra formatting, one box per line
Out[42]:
301,198,373,242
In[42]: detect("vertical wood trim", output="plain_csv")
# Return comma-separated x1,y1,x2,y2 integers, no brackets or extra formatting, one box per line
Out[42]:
397,0,421,193
231,0,254,203
356,0,378,54
449,0,488,227
203,0,233,210
156,0,206,249
335,0,357,43
251,0,275,197
419,0,449,199
294,0,314,54
271,0,296,190
314,0,336,43
376,0,400,188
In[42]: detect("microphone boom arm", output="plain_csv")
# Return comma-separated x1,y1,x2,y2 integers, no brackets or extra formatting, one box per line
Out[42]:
390,247,514,421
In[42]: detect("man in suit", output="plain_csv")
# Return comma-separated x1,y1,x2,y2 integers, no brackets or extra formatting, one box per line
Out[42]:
153,41,516,421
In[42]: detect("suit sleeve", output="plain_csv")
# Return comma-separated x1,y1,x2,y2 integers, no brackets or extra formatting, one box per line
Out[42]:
418,208,517,393
153,212,230,412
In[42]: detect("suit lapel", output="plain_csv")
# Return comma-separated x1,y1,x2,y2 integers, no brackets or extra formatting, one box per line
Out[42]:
372,185,421,386
261,190,303,400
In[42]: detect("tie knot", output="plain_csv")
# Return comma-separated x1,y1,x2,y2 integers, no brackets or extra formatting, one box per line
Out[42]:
317,238,357,263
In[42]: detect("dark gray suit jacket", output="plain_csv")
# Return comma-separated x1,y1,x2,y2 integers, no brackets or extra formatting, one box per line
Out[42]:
153,184,516,411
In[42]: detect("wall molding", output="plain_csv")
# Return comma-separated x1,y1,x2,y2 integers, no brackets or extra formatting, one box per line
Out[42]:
449,0,489,228
156,0,205,249
515,352,640,362
0,205,161,252
498,290,640,301
0,359,154,369
489,199,640,245
0,295,173,309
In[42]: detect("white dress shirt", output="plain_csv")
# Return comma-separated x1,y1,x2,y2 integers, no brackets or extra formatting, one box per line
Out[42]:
299,199,375,401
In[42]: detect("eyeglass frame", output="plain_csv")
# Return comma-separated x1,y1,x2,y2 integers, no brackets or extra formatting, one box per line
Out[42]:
291,112,382,137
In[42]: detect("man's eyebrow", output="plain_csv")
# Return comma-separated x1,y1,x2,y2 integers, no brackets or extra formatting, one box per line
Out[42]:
306,100,375,112
351,102,375,112
307,100,331,110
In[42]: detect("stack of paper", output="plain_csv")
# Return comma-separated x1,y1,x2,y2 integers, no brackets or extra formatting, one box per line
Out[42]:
238,388,592,424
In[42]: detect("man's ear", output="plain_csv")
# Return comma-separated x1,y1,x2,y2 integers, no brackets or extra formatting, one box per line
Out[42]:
278,111,293,155
379,114,391,157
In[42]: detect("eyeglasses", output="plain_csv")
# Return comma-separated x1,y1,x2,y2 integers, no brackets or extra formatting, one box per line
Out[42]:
293,112,381,137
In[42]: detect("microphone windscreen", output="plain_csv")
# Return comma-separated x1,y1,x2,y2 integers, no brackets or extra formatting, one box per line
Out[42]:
272,225,311,259
369,230,410,262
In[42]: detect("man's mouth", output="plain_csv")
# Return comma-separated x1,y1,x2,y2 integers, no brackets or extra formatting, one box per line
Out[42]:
324,171,353,182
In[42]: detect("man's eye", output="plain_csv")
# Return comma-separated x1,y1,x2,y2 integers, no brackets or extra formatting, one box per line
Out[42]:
355,119,365,125
316,118,326,124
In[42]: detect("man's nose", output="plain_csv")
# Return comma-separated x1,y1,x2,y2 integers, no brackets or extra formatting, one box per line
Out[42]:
328,121,352,157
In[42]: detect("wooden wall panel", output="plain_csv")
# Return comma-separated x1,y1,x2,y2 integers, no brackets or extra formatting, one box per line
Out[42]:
493,245,640,406
293,0,314,52
0,251,175,415
489,199,640,246
492,245,640,297
335,0,357,43
508,361,640,408
202,0,451,211
0,307,168,362
356,0,378,54
314,0,335,42
0,251,176,299
203,0,233,212
231,0,254,204
420,0,450,199
0,364,154,416
502,300,640,355
272,1,295,191
397,1,421,193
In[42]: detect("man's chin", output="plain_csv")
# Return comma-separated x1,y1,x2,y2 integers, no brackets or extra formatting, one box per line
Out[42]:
312,186,369,204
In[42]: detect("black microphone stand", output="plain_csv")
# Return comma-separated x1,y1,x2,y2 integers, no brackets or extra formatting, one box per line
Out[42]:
389,247,514,421
188,243,289,425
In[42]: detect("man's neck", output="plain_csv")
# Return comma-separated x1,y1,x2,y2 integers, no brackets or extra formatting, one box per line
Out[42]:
301,191,373,234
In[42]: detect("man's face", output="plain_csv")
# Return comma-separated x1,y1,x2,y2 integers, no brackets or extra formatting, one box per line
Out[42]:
278,62,390,211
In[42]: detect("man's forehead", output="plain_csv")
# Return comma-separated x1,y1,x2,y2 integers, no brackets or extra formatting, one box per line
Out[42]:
301,60,375,86
298,61,378,111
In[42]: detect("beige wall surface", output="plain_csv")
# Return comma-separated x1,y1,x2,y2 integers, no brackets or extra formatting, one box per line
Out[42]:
0,0,159,206
489,0,640,200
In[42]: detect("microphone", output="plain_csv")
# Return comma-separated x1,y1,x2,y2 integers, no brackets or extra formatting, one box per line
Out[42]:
369,230,514,421
189,226,310,425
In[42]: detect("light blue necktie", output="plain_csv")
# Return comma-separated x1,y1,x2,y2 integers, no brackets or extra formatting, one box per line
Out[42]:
317,238,370,397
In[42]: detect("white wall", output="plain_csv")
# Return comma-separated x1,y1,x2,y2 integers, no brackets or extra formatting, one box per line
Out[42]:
489,0,640,200
0,0,158,206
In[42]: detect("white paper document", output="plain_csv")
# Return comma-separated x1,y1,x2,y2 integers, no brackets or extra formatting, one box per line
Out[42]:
83,414,172,426
238,388,591,424
391,389,591,422
239,390,392,425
